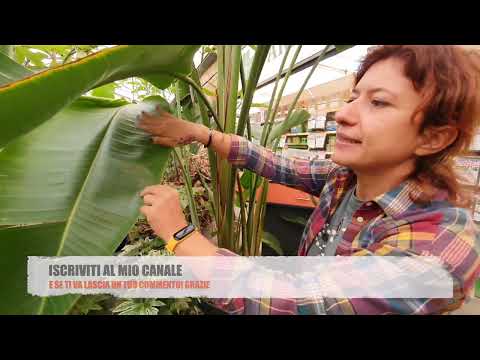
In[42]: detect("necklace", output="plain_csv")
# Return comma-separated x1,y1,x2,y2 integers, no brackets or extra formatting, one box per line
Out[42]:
315,215,349,256
314,186,356,256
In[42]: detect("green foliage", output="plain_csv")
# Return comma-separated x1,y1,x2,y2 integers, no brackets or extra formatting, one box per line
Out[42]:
267,109,310,145
240,170,260,191
280,214,308,227
15,46,48,67
90,83,116,99
70,295,111,315
0,45,14,58
0,44,355,314
11,45,101,73
113,218,205,315
236,170,262,206
112,299,167,315
0,45,199,148
112,297,204,315
0,46,198,315
262,231,283,255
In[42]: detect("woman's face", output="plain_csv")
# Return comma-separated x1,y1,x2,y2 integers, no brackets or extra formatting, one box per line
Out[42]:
332,57,424,174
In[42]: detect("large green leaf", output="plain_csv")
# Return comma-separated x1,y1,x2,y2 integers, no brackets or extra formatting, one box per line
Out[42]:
0,45,14,59
0,46,196,314
90,82,117,99
0,96,172,315
0,51,32,86
0,97,127,226
0,222,67,314
0,45,199,148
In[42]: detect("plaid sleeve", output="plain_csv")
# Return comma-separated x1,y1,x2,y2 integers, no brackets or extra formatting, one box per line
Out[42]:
227,134,334,196
322,208,480,315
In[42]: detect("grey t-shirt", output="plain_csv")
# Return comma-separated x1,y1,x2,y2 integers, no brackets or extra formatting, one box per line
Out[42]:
307,185,363,256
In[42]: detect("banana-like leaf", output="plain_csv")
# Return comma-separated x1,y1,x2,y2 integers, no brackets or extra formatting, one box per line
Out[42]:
0,46,197,314
90,82,116,99
0,45,199,148
0,45,14,59
0,98,126,226
0,222,67,314
267,109,310,145
0,51,32,86
0,96,172,315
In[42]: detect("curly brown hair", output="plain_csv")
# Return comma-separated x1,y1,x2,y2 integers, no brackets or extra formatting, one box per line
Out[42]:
354,45,480,208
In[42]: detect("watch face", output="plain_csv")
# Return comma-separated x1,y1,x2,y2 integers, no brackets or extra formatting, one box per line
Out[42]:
174,224,195,240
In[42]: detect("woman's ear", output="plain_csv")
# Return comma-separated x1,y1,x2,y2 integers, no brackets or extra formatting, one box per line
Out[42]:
414,125,459,157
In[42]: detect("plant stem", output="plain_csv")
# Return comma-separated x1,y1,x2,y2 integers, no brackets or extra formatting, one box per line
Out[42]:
173,82,200,229
236,45,270,137
223,46,242,251
244,46,298,250
216,46,228,249
189,65,220,229
239,59,252,141
271,45,333,151
262,45,302,147
170,72,222,132
236,172,249,256
173,148,200,229
254,181,269,255
62,47,77,65
259,45,292,146
225,45,270,254
244,46,293,249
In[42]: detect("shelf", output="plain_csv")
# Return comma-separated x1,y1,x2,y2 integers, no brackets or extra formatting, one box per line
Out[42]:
260,119,284,125
287,144,309,149
285,132,309,137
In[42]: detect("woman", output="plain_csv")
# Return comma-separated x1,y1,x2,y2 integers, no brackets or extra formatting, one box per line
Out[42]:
137,45,480,315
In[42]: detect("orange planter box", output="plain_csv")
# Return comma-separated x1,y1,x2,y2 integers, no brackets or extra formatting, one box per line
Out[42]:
265,183,317,209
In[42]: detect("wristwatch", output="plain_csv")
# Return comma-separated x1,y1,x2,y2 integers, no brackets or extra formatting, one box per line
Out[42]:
165,223,197,254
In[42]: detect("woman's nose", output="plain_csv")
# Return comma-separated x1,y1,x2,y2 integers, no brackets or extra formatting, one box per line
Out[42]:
335,101,358,126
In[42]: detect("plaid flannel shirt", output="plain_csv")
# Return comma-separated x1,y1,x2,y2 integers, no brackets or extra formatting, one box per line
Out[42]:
210,135,480,315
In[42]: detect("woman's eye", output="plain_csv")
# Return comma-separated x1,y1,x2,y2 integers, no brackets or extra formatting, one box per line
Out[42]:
346,98,356,104
371,99,388,107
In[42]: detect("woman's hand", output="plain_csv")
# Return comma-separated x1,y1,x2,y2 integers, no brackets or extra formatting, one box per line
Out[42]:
137,106,209,147
139,184,219,256
139,184,188,241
